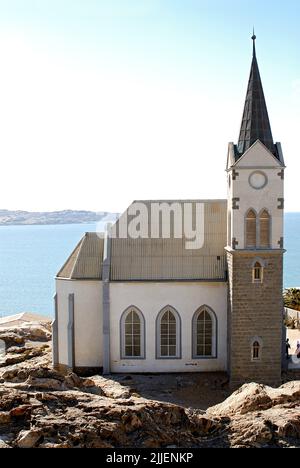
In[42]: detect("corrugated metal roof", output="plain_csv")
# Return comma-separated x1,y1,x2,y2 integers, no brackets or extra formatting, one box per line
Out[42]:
111,200,227,281
57,233,104,280
57,200,227,281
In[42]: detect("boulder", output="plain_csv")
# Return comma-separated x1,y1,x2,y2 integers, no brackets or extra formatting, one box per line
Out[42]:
89,376,131,399
207,383,272,416
0,332,25,348
0,323,51,347
64,372,83,389
10,405,32,418
24,376,63,391
208,381,300,417
16,429,42,448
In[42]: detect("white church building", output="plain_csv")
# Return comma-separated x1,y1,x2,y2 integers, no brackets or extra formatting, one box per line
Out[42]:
53,36,286,387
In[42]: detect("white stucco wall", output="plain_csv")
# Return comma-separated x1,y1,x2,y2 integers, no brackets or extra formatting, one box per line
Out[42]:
228,142,284,249
56,279,103,368
110,281,228,373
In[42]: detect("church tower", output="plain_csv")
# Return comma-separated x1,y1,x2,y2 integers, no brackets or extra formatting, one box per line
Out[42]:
226,34,285,387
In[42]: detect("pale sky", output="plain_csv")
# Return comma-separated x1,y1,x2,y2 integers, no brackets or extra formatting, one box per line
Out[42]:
0,0,299,213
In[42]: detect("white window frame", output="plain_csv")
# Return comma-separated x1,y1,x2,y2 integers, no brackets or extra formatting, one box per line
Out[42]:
156,306,181,359
192,306,217,359
120,306,145,360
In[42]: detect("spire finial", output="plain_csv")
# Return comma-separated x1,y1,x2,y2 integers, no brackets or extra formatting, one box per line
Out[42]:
252,28,256,57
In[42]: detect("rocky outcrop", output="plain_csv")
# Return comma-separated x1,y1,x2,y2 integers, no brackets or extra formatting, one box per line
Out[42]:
0,322,223,448
0,384,223,448
0,322,300,448
208,382,300,447
0,322,51,348
208,381,300,417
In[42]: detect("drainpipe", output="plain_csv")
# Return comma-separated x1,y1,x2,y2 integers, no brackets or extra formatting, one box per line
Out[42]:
102,232,111,375
67,293,75,370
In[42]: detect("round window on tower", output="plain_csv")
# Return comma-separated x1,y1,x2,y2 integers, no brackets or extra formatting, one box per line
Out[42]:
249,171,268,190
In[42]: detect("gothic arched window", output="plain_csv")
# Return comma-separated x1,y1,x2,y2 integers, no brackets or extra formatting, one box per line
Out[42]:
120,307,145,359
259,210,271,248
192,306,217,358
246,209,257,248
156,306,181,358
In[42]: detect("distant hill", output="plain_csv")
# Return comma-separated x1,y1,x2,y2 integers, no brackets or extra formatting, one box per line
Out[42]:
0,210,119,226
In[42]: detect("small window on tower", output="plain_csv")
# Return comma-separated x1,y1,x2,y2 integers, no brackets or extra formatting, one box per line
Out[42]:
253,261,263,283
252,341,261,361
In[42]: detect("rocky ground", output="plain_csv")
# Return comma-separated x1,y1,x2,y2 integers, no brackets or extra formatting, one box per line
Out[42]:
0,322,300,448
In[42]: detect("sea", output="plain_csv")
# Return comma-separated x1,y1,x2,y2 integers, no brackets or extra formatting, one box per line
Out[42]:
0,213,299,319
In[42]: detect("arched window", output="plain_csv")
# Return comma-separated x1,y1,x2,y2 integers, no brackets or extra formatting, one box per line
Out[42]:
259,210,271,248
253,261,263,283
192,306,217,358
252,341,260,360
156,306,181,358
246,209,257,248
120,307,145,359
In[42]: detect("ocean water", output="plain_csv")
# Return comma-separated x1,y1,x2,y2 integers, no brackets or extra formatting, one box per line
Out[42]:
0,214,299,318
284,213,300,288
0,223,98,318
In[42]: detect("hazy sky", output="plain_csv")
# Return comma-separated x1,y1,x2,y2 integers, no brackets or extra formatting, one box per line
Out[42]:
0,0,299,213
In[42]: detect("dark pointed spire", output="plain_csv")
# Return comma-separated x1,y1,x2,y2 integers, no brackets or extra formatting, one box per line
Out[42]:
237,33,275,155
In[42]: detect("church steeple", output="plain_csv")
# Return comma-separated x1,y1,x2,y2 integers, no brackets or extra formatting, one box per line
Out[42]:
237,33,275,155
